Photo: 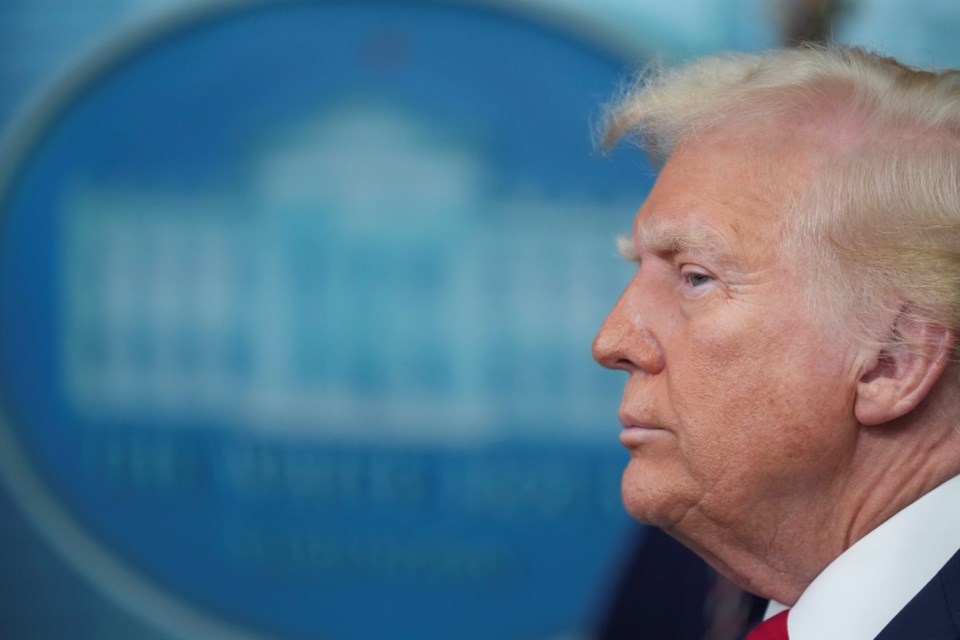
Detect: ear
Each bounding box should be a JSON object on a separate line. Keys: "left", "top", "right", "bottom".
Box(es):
{"left": 855, "top": 313, "right": 955, "bottom": 426}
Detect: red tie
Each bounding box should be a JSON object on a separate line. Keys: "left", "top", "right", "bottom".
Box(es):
{"left": 746, "top": 610, "right": 789, "bottom": 640}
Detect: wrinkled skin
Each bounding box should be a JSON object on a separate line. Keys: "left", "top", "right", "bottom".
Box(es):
{"left": 592, "top": 130, "right": 867, "bottom": 598}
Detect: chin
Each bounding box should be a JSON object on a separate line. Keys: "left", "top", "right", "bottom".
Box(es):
{"left": 621, "top": 462, "right": 696, "bottom": 529}
{"left": 623, "top": 495, "right": 680, "bottom": 528}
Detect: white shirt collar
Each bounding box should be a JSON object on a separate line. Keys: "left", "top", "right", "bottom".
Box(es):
{"left": 764, "top": 474, "right": 960, "bottom": 640}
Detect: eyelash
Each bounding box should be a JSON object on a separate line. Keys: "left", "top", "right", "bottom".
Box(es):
{"left": 679, "top": 266, "right": 714, "bottom": 293}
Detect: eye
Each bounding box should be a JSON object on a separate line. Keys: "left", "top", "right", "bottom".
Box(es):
{"left": 679, "top": 266, "right": 716, "bottom": 296}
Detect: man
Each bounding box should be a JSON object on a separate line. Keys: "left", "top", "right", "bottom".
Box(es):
{"left": 592, "top": 46, "right": 960, "bottom": 639}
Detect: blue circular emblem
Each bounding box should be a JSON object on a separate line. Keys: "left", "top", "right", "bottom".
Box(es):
{"left": 0, "top": 1, "right": 655, "bottom": 638}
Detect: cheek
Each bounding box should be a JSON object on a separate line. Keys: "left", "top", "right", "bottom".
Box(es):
{"left": 668, "top": 320, "right": 855, "bottom": 482}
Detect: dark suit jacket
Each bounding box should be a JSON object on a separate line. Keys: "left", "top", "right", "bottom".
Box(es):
{"left": 740, "top": 548, "right": 960, "bottom": 640}
{"left": 875, "top": 547, "right": 960, "bottom": 639}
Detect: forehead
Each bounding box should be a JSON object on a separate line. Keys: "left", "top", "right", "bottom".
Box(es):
{"left": 633, "top": 131, "right": 817, "bottom": 264}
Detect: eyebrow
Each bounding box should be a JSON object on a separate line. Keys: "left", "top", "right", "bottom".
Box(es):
{"left": 617, "top": 220, "right": 734, "bottom": 264}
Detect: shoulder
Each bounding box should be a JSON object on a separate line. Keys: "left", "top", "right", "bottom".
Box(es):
{"left": 875, "top": 548, "right": 960, "bottom": 640}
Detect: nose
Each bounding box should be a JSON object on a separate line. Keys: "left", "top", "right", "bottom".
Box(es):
{"left": 592, "top": 282, "right": 664, "bottom": 375}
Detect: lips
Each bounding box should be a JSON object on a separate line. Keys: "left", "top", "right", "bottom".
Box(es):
{"left": 618, "top": 411, "right": 664, "bottom": 431}
{"left": 620, "top": 421, "right": 661, "bottom": 431}
{"left": 618, "top": 415, "right": 670, "bottom": 446}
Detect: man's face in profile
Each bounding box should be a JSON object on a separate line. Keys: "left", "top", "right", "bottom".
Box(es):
{"left": 592, "top": 129, "right": 862, "bottom": 546}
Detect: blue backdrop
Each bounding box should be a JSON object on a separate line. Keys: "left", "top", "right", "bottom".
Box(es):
{"left": 0, "top": 2, "right": 655, "bottom": 638}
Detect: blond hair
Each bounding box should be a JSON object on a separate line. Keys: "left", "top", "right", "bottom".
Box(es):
{"left": 602, "top": 46, "right": 960, "bottom": 350}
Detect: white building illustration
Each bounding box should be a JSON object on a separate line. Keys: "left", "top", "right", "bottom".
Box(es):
{"left": 60, "top": 101, "right": 636, "bottom": 445}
